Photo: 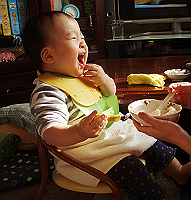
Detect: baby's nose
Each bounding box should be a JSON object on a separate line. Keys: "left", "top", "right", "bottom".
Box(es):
{"left": 80, "top": 40, "right": 86, "bottom": 48}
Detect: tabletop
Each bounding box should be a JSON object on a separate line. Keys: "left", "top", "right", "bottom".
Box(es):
{"left": 95, "top": 55, "right": 191, "bottom": 105}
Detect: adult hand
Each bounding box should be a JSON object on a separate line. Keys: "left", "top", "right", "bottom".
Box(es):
{"left": 133, "top": 112, "right": 191, "bottom": 154}
{"left": 168, "top": 82, "right": 191, "bottom": 109}
{"left": 133, "top": 112, "right": 184, "bottom": 144}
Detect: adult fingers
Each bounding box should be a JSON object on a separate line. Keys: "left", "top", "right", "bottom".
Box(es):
{"left": 137, "top": 112, "right": 161, "bottom": 127}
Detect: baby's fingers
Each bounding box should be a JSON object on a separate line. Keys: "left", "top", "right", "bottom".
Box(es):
{"left": 89, "top": 114, "right": 108, "bottom": 136}
{"left": 85, "top": 110, "right": 98, "bottom": 123}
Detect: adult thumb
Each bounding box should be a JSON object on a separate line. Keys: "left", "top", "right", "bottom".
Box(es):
{"left": 138, "top": 112, "right": 159, "bottom": 127}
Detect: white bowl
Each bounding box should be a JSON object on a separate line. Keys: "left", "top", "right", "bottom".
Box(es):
{"left": 128, "top": 99, "right": 182, "bottom": 126}
{"left": 164, "top": 69, "right": 190, "bottom": 82}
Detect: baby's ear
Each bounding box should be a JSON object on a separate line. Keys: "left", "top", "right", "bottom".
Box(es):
{"left": 41, "top": 47, "right": 54, "bottom": 64}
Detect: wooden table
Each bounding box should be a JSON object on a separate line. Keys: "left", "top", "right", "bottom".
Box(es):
{"left": 96, "top": 55, "right": 191, "bottom": 105}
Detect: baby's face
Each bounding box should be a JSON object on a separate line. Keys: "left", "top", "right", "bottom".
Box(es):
{"left": 45, "top": 15, "right": 88, "bottom": 77}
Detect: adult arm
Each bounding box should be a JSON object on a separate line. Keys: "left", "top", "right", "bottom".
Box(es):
{"left": 133, "top": 112, "right": 191, "bottom": 155}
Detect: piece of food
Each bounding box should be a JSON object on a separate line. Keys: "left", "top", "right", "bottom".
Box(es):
{"left": 94, "top": 114, "right": 121, "bottom": 121}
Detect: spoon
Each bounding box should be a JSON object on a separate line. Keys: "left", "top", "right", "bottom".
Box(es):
{"left": 150, "top": 92, "right": 176, "bottom": 116}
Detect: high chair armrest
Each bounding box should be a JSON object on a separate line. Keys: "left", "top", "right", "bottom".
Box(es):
{"left": 37, "top": 134, "right": 123, "bottom": 200}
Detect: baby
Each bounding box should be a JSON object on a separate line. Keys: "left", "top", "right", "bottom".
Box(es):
{"left": 23, "top": 11, "right": 191, "bottom": 200}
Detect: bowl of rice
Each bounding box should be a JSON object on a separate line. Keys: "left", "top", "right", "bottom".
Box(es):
{"left": 128, "top": 99, "right": 182, "bottom": 126}
{"left": 164, "top": 69, "right": 190, "bottom": 82}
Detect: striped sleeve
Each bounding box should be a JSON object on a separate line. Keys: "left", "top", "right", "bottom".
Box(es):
{"left": 30, "top": 80, "right": 70, "bottom": 138}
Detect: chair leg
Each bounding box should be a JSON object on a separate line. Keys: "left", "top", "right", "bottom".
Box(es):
{"left": 36, "top": 177, "right": 48, "bottom": 200}
{"left": 36, "top": 135, "right": 49, "bottom": 200}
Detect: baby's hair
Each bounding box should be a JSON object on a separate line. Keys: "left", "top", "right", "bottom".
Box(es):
{"left": 22, "top": 11, "right": 74, "bottom": 73}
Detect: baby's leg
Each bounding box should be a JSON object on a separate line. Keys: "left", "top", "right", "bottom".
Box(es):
{"left": 107, "top": 156, "right": 166, "bottom": 200}
{"left": 143, "top": 140, "right": 191, "bottom": 185}
{"left": 162, "top": 158, "right": 191, "bottom": 185}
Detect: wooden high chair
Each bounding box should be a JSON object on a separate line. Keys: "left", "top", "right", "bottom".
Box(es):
{"left": 36, "top": 133, "right": 124, "bottom": 200}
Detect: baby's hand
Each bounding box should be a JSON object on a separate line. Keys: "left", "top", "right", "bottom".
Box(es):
{"left": 83, "top": 63, "right": 116, "bottom": 96}
{"left": 83, "top": 64, "right": 108, "bottom": 86}
{"left": 76, "top": 110, "right": 108, "bottom": 138}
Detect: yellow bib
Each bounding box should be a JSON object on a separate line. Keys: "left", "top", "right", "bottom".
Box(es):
{"left": 38, "top": 72, "right": 102, "bottom": 106}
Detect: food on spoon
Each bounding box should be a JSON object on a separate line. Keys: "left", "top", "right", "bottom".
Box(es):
{"left": 94, "top": 114, "right": 121, "bottom": 121}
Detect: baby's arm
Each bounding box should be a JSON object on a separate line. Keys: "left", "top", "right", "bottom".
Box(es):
{"left": 32, "top": 82, "right": 108, "bottom": 147}
{"left": 43, "top": 110, "right": 108, "bottom": 147}
{"left": 83, "top": 64, "right": 116, "bottom": 96}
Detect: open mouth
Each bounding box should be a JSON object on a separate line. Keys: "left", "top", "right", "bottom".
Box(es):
{"left": 78, "top": 53, "right": 85, "bottom": 68}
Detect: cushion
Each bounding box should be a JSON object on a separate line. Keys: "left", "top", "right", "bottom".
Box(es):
{"left": 0, "top": 149, "right": 54, "bottom": 191}
{"left": 0, "top": 123, "right": 37, "bottom": 150}
{"left": 0, "top": 133, "right": 21, "bottom": 167}
{"left": 0, "top": 103, "right": 36, "bottom": 136}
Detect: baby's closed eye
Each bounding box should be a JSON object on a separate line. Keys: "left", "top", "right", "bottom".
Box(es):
{"left": 71, "top": 36, "right": 77, "bottom": 39}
